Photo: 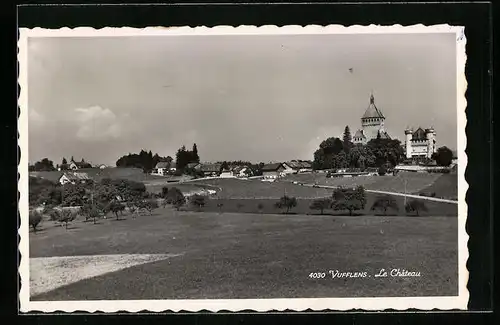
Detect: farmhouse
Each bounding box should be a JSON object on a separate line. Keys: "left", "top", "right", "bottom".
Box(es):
{"left": 186, "top": 162, "right": 201, "bottom": 170}
{"left": 287, "top": 160, "right": 313, "bottom": 173}
{"left": 68, "top": 159, "right": 92, "bottom": 170}
{"left": 232, "top": 165, "right": 252, "bottom": 178}
{"left": 198, "top": 163, "right": 222, "bottom": 177}
{"left": 261, "top": 162, "right": 294, "bottom": 180}
{"left": 59, "top": 172, "right": 90, "bottom": 185}
{"left": 152, "top": 162, "right": 170, "bottom": 176}
{"left": 220, "top": 167, "right": 234, "bottom": 178}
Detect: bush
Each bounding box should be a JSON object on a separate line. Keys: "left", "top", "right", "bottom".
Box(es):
{"left": 378, "top": 165, "right": 387, "bottom": 176}
{"left": 371, "top": 195, "right": 399, "bottom": 215}
{"left": 29, "top": 210, "right": 43, "bottom": 233}
{"left": 405, "top": 199, "right": 428, "bottom": 216}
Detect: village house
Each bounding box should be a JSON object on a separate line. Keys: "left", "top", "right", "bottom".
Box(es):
{"left": 219, "top": 167, "right": 234, "bottom": 178}
{"left": 286, "top": 160, "right": 313, "bottom": 173}
{"left": 261, "top": 162, "right": 294, "bottom": 180}
{"left": 186, "top": 162, "right": 201, "bottom": 170}
{"left": 59, "top": 172, "right": 90, "bottom": 185}
{"left": 232, "top": 165, "right": 252, "bottom": 178}
{"left": 152, "top": 162, "right": 170, "bottom": 176}
{"left": 68, "top": 158, "right": 92, "bottom": 170}
{"left": 198, "top": 163, "right": 222, "bottom": 177}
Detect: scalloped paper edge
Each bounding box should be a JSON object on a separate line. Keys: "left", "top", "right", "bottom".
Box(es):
{"left": 18, "top": 24, "right": 468, "bottom": 313}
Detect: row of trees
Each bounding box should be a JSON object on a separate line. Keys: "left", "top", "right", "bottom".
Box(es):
{"left": 314, "top": 126, "right": 455, "bottom": 170}
{"left": 175, "top": 144, "right": 200, "bottom": 171}
{"left": 313, "top": 126, "right": 405, "bottom": 171}
{"left": 116, "top": 150, "right": 173, "bottom": 173}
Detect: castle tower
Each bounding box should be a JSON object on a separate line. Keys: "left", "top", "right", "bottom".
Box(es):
{"left": 425, "top": 127, "right": 437, "bottom": 158}
{"left": 405, "top": 128, "right": 413, "bottom": 159}
{"left": 361, "top": 93, "right": 386, "bottom": 141}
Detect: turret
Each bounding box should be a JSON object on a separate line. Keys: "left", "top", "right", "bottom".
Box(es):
{"left": 405, "top": 127, "right": 413, "bottom": 159}
{"left": 425, "top": 127, "right": 436, "bottom": 158}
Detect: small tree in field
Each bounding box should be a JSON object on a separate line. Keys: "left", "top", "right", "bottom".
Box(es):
{"left": 144, "top": 199, "right": 159, "bottom": 215}
{"left": 166, "top": 187, "right": 186, "bottom": 211}
{"left": 275, "top": 196, "right": 298, "bottom": 214}
{"left": 405, "top": 199, "right": 428, "bottom": 216}
{"left": 81, "top": 203, "right": 102, "bottom": 224}
{"left": 331, "top": 186, "right": 366, "bottom": 216}
{"left": 310, "top": 198, "right": 331, "bottom": 215}
{"left": 190, "top": 194, "right": 207, "bottom": 211}
{"left": 378, "top": 165, "right": 387, "bottom": 176}
{"left": 127, "top": 201, "right": 140, "bottom": 218}
{"left": 236, "top": 202, "right": 244, "bottom": 212}
{"left": 57, "top": 209, "right": 77, "bottom": 229}
{"left": 29, "top": 210, "right": 42, "bottom": 233}
{"left": 108, "top": 201, "right": 126, "bottom": 220}
{"left": 371, "top": 195, "right": 399, "bottom": 215}
{"left": 161, "top": 186, "right": 169, "bottom": 198}
{"left": 217, "top": 202, "right": 224, "bottom": 214}
{"left": 257, "top": 203, "right": 264, "bottom": 214}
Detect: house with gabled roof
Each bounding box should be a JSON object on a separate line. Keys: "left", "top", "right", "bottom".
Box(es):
{"left": 59, "top": 172, "right": 90, "bottom": 185}
{"left": 198, "top": 163, "right": 222, "bottom": 177}
{"left": 287, "top": 160, "right": 313, "bottom": 173}
{"left": 261, "top": 162, "right": 294, "bottom": 180}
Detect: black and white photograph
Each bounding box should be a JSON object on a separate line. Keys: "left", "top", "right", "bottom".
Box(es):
{"left": 18, "top": 25, "right": 468, "bottom": 312}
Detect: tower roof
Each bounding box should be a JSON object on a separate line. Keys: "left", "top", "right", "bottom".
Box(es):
{"left": 354, "top": 129, "right": 366, "bottom": 139}
{"left": 362, "top": 93, "right": 385, "bottom": 119}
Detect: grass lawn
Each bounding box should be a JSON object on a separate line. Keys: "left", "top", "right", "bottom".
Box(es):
{"left": 29, "top": 208, "right": 458, "bottom": 300}
{"left": 283, "top": 172, "right": 443, "bottom": 194}
{"left": 418, "top": 174, "right": 458, "bottom": 200}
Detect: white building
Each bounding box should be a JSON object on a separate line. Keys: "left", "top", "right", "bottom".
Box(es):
{"left": 353, "top": 93, "right": 391, "bottom": 145}
{"left": 404, "top": 127, "right": 437, "bottom": 159}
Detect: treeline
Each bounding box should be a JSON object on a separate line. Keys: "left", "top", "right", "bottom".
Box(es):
{"left": 116, "top": 150, "right": 173, "bottom": 173}
{"left": 175, "top": 144, "right": 200, "bottom": 170}
{"left": 313, "top": 126, "right": 404, "bottom": 170}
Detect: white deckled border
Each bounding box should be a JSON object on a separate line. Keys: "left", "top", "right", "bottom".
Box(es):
{"left": 18, "top": 24, "right": 468, "bottom": 313}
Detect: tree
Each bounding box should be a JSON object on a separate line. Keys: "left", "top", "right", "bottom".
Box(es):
{"left": 343, "top": 126, "right": 352, "bottom": 153}
{"left": 32, "top": 158, "right": 56, "bottom": 171}
{"left": 192, "top": 143, "right": 200, "bottom": 163}
{"left": 331, "top": 186, "right": 366, "bottom": 216}
{"left": 217, "top": 202, "right": 224, "bottom": 214}
{"left": 81, "top": 203, "right": 102, "bottom": 224}
{"left": 378, "top": 165, "right": 387, "bottom": 176}
{"left": 366, "top": 138, "right": 405, "bottom": 167}
{"left": 54, "top": 209, "right": 77, "bottom": 229}
{"left": 221, "top": 161, "right": 230, "bottom": 171}
{"left": 257, "top": 203, "right": 264, "bottom": 214}
{"left": 371, "top": 195, "right": 399, "bottom": 215}
{"left": 432, "top": 146, "right": 453, "bottom": 166}
{"left": 310, "top": 198, "right": 331, "bottom": 215}
{"left": 29, "top": 210, "right": 42, "bottom": 233}
{"left": 166, "top": 187, "right": 186, "bottom": 210}
{"left": 161, "top": 186, "right": 169, "bottom": 198}
{"left": 275, "top": 196, "right": 298, "bottom": 214}
{"left": 190, "top": 194, "right": 207, "bottom": 211}
{"left": 144, "top": 199, "right": 159, "bottom": 215}
{"left": 405, "top": 199, "right": 428, "bottom": 216}
{"left": 108, "top": 201, "right": 126, "bottom": 220}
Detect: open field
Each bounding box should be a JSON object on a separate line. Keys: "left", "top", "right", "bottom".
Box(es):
{"left": 29, "top": 208, "right": 458, "bottom": 300}
{"left": 30, "top": 167, "right": 169, "bottom": 184}
{"left": 149, "top": 178, "right": 334, "bottom": 199}
{"left": 282, "top": 172, "right": 443, "bottom": 194}
{"left": 419, "top": 174, "right": 458, "bottom": 200}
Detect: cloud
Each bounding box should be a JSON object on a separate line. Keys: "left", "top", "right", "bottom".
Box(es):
{"left": 73, "top": 106, "right": 122, "bottom": 141}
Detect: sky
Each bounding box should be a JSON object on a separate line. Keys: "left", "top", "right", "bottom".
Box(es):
{"left": 27, "top": 32, "right": 458, "bottom": 166}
